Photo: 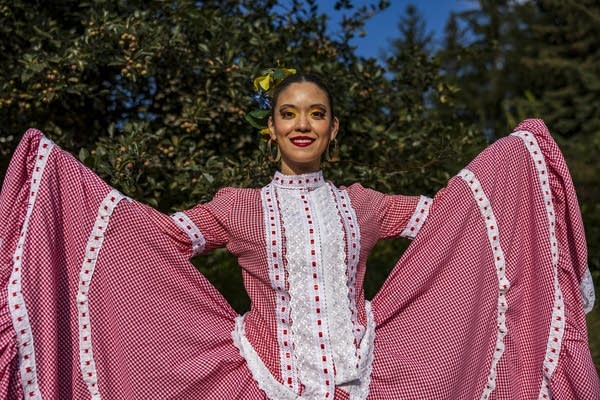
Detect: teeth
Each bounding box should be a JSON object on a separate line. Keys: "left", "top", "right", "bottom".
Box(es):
{"left": 291, "top": 138, "right": 314, "bottom": 144}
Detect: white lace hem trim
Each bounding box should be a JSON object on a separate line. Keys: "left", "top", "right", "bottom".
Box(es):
{"left": 232, "top": 302, "right": 376, "bottom": 400}
{"left": 232, "top": 316, "right": 298, "bottom": 400}
{"left": 170, "top": 211, "right": 206, "bottom": 255}
{"left": 7, "top": 136, "right": 54, "bottom": 400}
{"left": 459, "top": 169, "right": 510, "bottom": 400}
{"left": 77, "top": 189, "right": 128, "bottom": 399}
{"left": 400, "top": 195, "right": 432, "bottom": 239}
{"left": 511, "top": 130, "right": 565, "bottom": 400}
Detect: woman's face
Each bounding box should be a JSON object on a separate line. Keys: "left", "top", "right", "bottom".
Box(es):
{"left": 268, "top": 81, "right": 339, "bottom": 175}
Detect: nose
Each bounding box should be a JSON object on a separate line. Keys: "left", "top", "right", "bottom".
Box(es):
{"left": 296, "top": 113, "right": 310, "bottom": 132}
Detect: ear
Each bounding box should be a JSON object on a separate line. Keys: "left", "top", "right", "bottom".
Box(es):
{"left": 268, "top": 115, "right": 276, "bottom": 141}
{"left": 330, "top": 116, "right": 340, "bottom": 141}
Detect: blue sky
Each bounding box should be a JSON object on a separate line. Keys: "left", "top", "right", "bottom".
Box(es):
{"left": 321, "top": 0, "right": 473, "bottom": 59}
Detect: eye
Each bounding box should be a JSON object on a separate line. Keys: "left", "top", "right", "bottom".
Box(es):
{"left": 280, "top": 110, "right": 296, "bottom": 119}
{"left": 310, "top": 109, "right": 326, "bottom": 119}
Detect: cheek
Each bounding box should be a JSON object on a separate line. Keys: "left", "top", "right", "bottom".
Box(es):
{"left": 274, "top": 120, "right": 294, "bottom": 134}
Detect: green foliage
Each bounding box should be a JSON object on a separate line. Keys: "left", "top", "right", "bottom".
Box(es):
{"left": 502, "top": 1, "right": 600, "bottom": 283}
{"left": 0, "top": 0, "right": 478, "bottom": 317}
{"left": 0, "top": 0, "right": 475, "bottom": 208}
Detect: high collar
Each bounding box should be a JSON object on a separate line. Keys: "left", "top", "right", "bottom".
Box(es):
{"left": 271, "top": 170, "right": 326, "bottom": 190}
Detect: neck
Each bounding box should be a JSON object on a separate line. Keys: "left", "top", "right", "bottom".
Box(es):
{"left": 279, "top": 162, "right": 321, "bottom": 176}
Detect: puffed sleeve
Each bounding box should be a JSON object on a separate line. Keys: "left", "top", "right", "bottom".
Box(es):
{"left": 158, "top": 187, "right": 237, "bottom": 257}
{"left": 346, "top": 183, "right": 433, "bottom": 240}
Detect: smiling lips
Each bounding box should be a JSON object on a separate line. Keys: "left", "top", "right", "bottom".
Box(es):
{"left": 290, "top": 136, "right": 316, "bottom": 147}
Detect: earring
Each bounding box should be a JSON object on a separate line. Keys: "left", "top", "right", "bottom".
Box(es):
{"left": 326, "top": 138, "right": 339, "bottom": 162}
{"left": 267, "top": 138, "right": 281, "bottom": 163}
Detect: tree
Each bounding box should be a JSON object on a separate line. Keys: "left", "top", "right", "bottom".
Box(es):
{"left": 508, "top": 0, "right": 600, "bottom": 138}
{"left": 505, "top": 0, "right": 600, "bottom": 278}
{"left": 0, "top": 0, "right": 479, "bottom": 310}
{"left": 438, "top": 0, "right": 526, "bottom": 140}
{"left": 436, "top": 0, "right": 599, "bottom": 280}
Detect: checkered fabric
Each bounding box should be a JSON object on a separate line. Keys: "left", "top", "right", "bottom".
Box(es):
{"left": 0, "top": 131, "right": 262, "bottom": 399}
{"left": 1, "top": 119, "right": 598, "bottom": 399}
{"left": 370, "top": 119, "right": 599, "bottom": 399}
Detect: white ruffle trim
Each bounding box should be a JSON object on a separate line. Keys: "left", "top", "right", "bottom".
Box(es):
{"left": 458, "top": 169, "right": 510, "bottom": 400}
{"left": 232, "top": 302, "right": 376, "bottom": 400}
{"left": 78, "top": 189, "right": 128, "bottom": 399}
{"left": 347, "top": 301, "right": 376, "bottom": 400}
{"left": 7, "top": 136, "right": 54, "bottom": 400}
{"left": 170, "top": 211, "right": 206, "bottom": 255}
{"left": 331, "top": 186, "right": 364, "bottom": 346}
{"left": 580, "top": 267, "right": 595, "bottom": 314}
{"left": 511, "top": 130, "right": 565, "bottom": 400}
{"left": 261, "top": 185, "right": 298, "bottom": 392}
{"left": 400, "top": 195, "right": 432, "bottom": 239}
{"left": 232, "top": 315, "right": 298, "bottom": 400}
{"left": 316, "top": 185, "right": 360, "bottom": 385}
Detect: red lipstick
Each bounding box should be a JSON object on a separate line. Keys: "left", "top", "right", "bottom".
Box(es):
{"left": 290, "top": 136, "right": 316, "bottom": 148}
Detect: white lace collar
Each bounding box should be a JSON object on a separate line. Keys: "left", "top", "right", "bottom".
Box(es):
{"left": 271, "top": 171, "right": 325, "bottom": 190}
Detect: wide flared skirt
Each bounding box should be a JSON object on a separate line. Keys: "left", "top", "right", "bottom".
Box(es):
{"left": 1, "top": 120, "right": 598, "bottom": 399}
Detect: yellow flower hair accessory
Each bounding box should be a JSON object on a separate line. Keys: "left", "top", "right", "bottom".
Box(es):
{"left": 246, "top": 67, "right": 296, "bottom": 136}
{"left": 253, "top": 67, "right": 296, "bottom": 92}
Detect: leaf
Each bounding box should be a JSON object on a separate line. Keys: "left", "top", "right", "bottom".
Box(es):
{"left": 248, "top": 109, "right": 270, "bottom": 119}
{"left": 79, "top": 147, "right": 90, "bottom": 162}
{"left": 245, "top": 114, "right": 266, "bottom": 129}
{"left": 202, "top": 172, "right": 214, "bottom": 183}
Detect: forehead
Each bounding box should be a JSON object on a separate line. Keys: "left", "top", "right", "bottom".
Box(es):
{"left": 275, "top": 82, "right": 330, "bottom": 107}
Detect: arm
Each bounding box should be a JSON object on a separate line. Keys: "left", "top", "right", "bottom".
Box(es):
{"left": 347, "top": 183, "right": 432, "bottom": 240}
{"left": 158, "top": 187, "right": 237, "bottom": 257}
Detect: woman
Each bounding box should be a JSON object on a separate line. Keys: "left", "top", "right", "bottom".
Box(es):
{"left": 0, "top": 72, "right": 598, "bottom": 399}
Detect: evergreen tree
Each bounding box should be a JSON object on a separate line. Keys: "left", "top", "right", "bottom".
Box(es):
{"left": 507, "top": 0, "right": 600, "bottom": 277}
{"left": 508, "top": 0, "right": 600, "bottom": 138}
{"left": 437, "top": 0, "right": 599, "bottom": 281}
{"left": 440, "top": 0, "right": 523, "bottom": 139}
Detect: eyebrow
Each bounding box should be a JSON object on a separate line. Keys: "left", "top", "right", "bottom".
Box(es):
{"left": 278, "top": 103, "right": 328, "bottom": 111}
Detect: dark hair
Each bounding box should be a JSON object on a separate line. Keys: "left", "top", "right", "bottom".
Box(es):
{"left": 270, "top": 73, "right": 335, "bottom": 119}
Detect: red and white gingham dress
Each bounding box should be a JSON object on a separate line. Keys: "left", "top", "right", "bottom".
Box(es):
{"left": 0, "top": 119, "right": 598, "bottom": 399}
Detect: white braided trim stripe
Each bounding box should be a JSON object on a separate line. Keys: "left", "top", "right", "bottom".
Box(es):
{"left": 77, "top": 189, "right": 128, "bottom": 399}
{"left": 400, "top": 195, "right": 432, "bottom": 239}
{"left": 8, "top": 136, "right": 54, "bottom": 400}
{"left": 511, "top": 130, "right": 565, "bottom": 400}
{"left": 458, "top": 169, "right": 510, "bottom": 400}
{"left": 170, "top": 211, "right": 206, "bottom": 255}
